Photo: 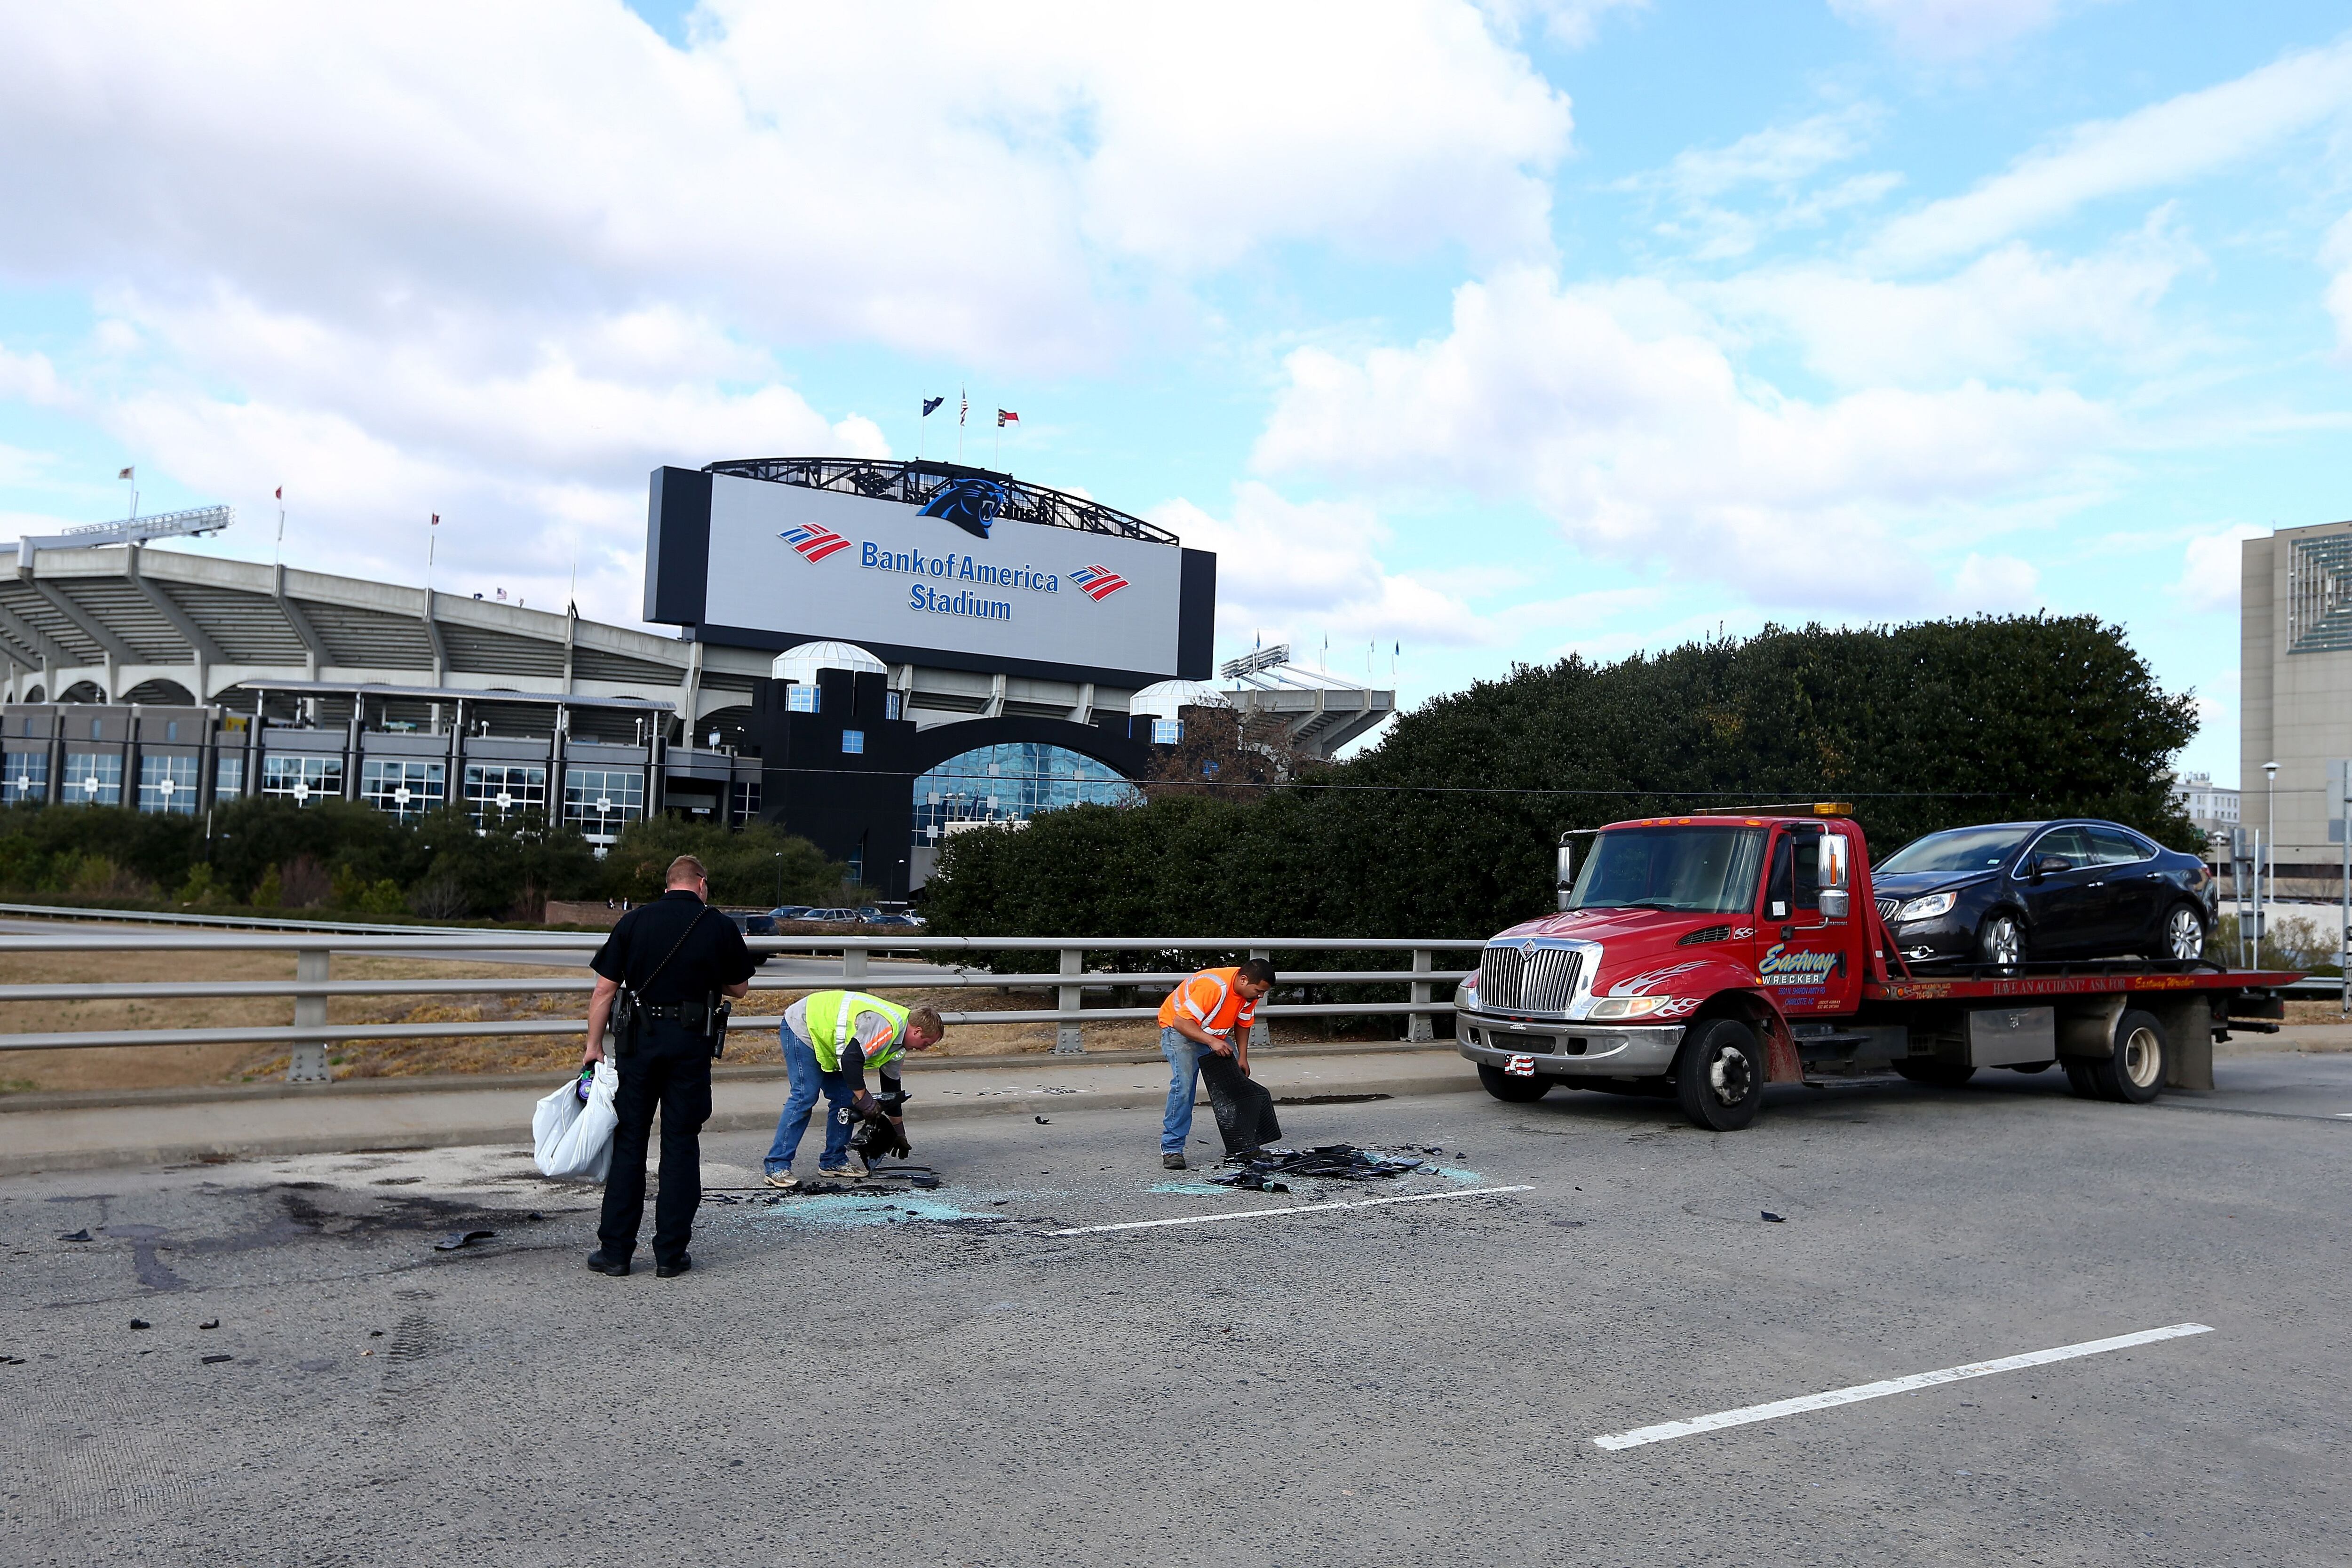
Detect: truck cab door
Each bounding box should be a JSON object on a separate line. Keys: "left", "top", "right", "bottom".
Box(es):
{"left": 1753, "top": 823, "right": 1857, "bottom": 1016}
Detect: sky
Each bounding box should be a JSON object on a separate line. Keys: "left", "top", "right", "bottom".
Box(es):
{"left": 3, "top": 1, "right": 2349, "bottom": 788}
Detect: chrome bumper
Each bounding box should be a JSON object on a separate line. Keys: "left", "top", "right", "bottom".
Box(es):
{"left": 1453, "top": 1009, "right": 1686, "bottom": 1077}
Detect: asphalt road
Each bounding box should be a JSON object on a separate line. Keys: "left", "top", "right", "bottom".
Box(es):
{"left": 3, "top": 1055, "right": 2347, "bottom": 1566}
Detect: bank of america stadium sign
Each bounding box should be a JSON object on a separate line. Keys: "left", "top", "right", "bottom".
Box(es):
{"left": 773, "top": 530, "right": 1129, "bottom": 621}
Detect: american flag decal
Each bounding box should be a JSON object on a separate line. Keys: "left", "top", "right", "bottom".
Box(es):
{"left": 1069, "top": 564, "right": 1128, "bottom": 600}
{"left": 779, "top": 523, "right": 851, "bottom": 562}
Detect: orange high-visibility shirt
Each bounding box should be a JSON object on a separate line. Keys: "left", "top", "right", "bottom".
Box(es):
{"left": 1156, "top": 965, "right": 1257, "bottom": 1038}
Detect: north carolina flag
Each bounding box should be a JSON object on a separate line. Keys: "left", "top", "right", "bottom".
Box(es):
{"left": 996, "top": 409, "right": 1019, "bottom": 427}
{"left": 780, "top": 523, "right": 851, "bottom": 562}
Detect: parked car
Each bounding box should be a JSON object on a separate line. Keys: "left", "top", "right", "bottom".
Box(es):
{"left": 1871, "top": 818, "right": 2214, "bottom": 967}
{"left": 800, "top": 907, "right": 858, "bottom": 923}
{"left": 722, "top": 910, "right": 779, "bottom": 936}
{"left": 768, "top": 906, "right": 812, "bottom": 921}
{"left": 861, "top": 913, "right": 922, "bottom": 930}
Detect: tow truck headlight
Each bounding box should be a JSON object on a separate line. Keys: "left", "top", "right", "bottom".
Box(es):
{"left": 1896, "top": 891, "right": 1957, "bottom": 923}
{"left": 1589, "top": 995, "right": 1672, "bottom": 1019}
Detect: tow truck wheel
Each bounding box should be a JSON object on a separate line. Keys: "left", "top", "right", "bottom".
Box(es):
{"left": 2087, "top": 1008, "right": 2167, "bottom": 1104}
{"left": 1675, "top": 1018, "right": 1764, "bottom": 1131}
{"left": 1477, "top": 1064, "right": 1553, "bottom": 1103}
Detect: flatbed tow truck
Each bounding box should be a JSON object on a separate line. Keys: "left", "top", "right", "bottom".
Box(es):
{"left": 1452, "top": 804, "right": 2295, "bottom": 1130}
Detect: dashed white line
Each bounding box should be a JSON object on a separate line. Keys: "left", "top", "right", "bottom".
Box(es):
{"left": 1591, "top": 1321, "right": 2215, "bottom": 1451}
{"left": 1046, "top": 1184, "right": 1534, "bottom": 1236}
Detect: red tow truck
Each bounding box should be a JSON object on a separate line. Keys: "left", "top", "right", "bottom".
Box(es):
{"left": 1451, "top": 804, "right": 2294, "bottom": 1131}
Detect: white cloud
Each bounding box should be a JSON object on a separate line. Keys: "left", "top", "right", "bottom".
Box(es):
{"left": 1479, "top": 0, "right": 1650, "bottom": 48}
{"left": 1869, "top": 39, "right": 2352, "bottom": 266}
{"left": 1828, "top": 0, "right": 2068, "bottom": 60}
{"left": 2176, "top": 523, "right": 2265, "bottom": 613}
{"left": 1253, "top": 267, "right": 2117, "bottom": 607}
{"left": 2323, "top": 212, "right": 2352, "bottom": 356}
{"left": 0, "top": 345, "right": 69, "bottom": 408}
{"left": 1623, "top": 105, "right": 1897, "bottom": 260}
{"left": 1947, "top": 551, "right": 2040, "bottom": 610}
{"left": 1148, "top": 483, "right": 1492, "bottom": 651}
{"left": 1711, "top": 211, "right": 2194, "bottom": 386}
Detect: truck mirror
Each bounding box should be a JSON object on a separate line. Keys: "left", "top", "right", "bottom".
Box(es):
{"left": 1556, "top": 844, "right": 1575, "bottom": 911}
{"left": 1817, "top": 835, "right": 1849, "bottom": 918}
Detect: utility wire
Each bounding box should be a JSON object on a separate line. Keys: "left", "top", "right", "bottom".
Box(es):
{"left": 755, "top": 765, "right": 1993, "bottom": 798}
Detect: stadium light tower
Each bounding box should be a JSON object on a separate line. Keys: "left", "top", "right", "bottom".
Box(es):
{"left": 14, "top": 505, "right": 233, "bottom": 570}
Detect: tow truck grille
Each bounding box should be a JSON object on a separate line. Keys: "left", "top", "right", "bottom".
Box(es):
{"left": 1875, "top": 896, "right": 1899, "bottom": 923}
{"left": 1478, "top": 945, "right": 1581, "bottom": 1013}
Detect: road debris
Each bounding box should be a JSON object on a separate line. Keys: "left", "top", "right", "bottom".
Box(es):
{"left": 1211, "top": 1145, "right": 1430, "bottom": 1192}
{"left": 201, "top": 1354, "right": 233, "bottom": 1365}
{"left": 1034, "top": 1116, "right": 1051, "bottom": 1124}
{"left": 57, "top": 1229, "right": 90, "bottom": 1242}
{"left": 1762, "top": 1211, "right": 1785, "bottom": 1223}
{"left": 432, "top": 1229, "right": 497, "bottom": 1251}
{"left": 199, "top": 1319, "right": 220, "bottom": 1330}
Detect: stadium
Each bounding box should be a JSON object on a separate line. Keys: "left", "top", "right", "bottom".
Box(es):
{"left": 0, "top": 460, "right": 1394, "bottom": 897}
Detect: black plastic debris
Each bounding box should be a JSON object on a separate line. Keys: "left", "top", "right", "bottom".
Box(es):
{"left": 1761, "top": 1211, "right": 1785, "bottom": 1223}
{"left": 369, "top": 1330, "right": 385, "bottom": 1337}
{"left": 198, "top": 1319, "right": 220, "bottom": 1330}
{"left": 200, "top": 1354, "right": 233, "bottom": 1365}
{"left": 1034, "top": 1116, "right": 1050, "bottom": 1124}
{"left": 57, "top": 1229, "right": 90, "bottom": 1242}
{"left": 129, "top": 1319, "right": 151, "bottom": 1330}
{"left": 1210, "top": 1145, "right": 1426, "bottom": 1192}
{"left": 0, "top": 1355, "right": 25, "bottom": 1366}
{"left": 432, "top": 1229, "right": 496, "bottom": 1251}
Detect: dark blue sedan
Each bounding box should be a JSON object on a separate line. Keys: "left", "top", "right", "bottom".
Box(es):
{"left": 1872, "top": 819, "right": 2215, "bottom": 967}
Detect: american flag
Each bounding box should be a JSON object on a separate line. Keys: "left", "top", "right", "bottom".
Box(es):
{"left": 1069, "top": 564, "right": 1128, "bottom": 600}
{"left": 779, "top": 523, "right": 851, "bottom": 562}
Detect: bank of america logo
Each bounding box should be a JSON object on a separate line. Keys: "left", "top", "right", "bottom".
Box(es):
{"left": 1070, "top": 564, "right": 1128, "bottom": 600}
{"left": 780, "top": 523, "right": 851, "bottom": 562}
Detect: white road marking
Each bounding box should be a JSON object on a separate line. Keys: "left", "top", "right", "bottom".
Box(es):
{"left": 1591, "top": 1321, "right": 2215, "bottom": 1451}
{"left": 1046, "top": 1184, "right": 1534, "bottom": 1236}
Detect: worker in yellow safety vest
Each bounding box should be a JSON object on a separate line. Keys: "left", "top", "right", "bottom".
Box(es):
{"left": 1154, "top": 958, "right": 1277, "bottom": 1169}
{"left": 764, "top": 990, "right": 945, "bottom": 1186}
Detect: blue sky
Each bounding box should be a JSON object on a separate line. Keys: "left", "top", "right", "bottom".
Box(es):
{"left": 5, "top": 1, "right": 2350, "bottom": 787}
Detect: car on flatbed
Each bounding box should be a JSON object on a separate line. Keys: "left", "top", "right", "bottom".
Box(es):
{"left": 1872, "top": 818, "right": 2212, "bottom": 968}
{"left": 1453, "top": 805, "right": 2291, "bottom": 1131}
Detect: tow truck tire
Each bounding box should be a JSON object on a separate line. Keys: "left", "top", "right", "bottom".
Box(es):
{"left": 2062, "top": 1059, "right": 2103, "bottom": 1099}
{"left": 1675, "top": 1018, "right": 1764, "bottom": 1131}
{"left": 2086, "top": 1008, "right": 2167, "bottom": 1104}
{"left": 1477, "top": 1064, "right": 1553, "bottom": 1103}
{"left": 1893, "top": 1059, "right": 1977, "bottom": 1087}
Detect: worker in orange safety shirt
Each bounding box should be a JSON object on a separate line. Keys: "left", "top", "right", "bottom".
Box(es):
{"left": 1154, "top": 957, "right": 1279, "bottom": 1168}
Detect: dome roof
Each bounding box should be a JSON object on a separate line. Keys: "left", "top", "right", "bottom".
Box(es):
{"left": 771, "top": 640, "right": 889, "bottom": 685}
{"left": 1128, "top": 679, "right": 1231, "bottom": 719}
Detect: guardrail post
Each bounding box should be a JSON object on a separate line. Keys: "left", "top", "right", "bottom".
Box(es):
{"left": 287, "top": 947, "right": 331, "bottom": 1083}
{"left": 1406, "top": 947, "right": 1435, "bottom": 1043}
{"left": 1054, "top": 945, "right": 1083, "bottom": 1054}
{"left": 842, "top": 942, "right": 869, "bottom": 985}
{"left": 1248, "top": 947, "right": 1271, "bottom": 1051}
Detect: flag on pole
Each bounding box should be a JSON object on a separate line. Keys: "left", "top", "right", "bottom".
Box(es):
{"left": 922, "top": 396, "right": 944, "bottom": 417}
{"left": 431, "top": 513, "right": 440, "bottom": 525}
{"left": 959, "top": 389, "right": 968, "bottom": 425}
{"left": 118, "top": 466, "right": 134, "bottom": 481}
{"left": 275, "top": 486, "right": 283, "bottom": 501}
{"left": 996, "top": 409, "right": 1019, "bottom": 427}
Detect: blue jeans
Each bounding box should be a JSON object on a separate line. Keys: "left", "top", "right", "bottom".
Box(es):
{"left": 765, "top": 1027, "right": 856, "bottom": 1175}
{"left": 1160, "top": 1027, "right": 1204, "bottom": 1155}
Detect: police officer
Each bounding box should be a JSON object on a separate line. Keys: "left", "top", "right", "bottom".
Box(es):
{"left": 581, "top": 853, "right": 757, "bottom": 1279}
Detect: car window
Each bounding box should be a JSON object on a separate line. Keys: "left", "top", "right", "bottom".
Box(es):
{"left": 1878, "top": 826, "right": 2030, "bottom": 875}
{"left": 2086, "top": 826, "right": 2151, "bottom": 865}
{"left": 2026, "top": 827, "right": 2094, "bottom": 869}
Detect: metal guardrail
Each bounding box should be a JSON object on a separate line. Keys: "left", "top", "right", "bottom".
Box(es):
{"left": 0, "top": 915, "right": 1483, "bottom": 1081}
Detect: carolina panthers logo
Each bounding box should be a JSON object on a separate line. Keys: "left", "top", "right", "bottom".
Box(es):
{"left": 919, "top": 477, "right": 1009, "bottom": 540}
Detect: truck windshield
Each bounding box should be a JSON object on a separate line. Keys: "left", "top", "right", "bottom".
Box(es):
{"left": 1879, "top": 826, "right": 2029, "bottom": 875}
{"left": 1568, "top": 827, "right": 1767, "bottom": 915}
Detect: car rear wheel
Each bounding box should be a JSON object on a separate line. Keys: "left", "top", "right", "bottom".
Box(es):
{"left": 2086, "top": 1008, "right": 2167, "bottom": 1103}
{"left": 2162, "top": 903, "right": 2207, "bottom": 963}
{"left": 1977, "top": 912, "right": 2026, "bottom": 967}
{"left": 1477, "top": 1063, "right": 1553, "bottom": 1103}
{"left": 1675, "top": 1018, "right": 1765, "bottom": 1131}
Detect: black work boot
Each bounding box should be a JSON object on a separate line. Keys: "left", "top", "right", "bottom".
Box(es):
{"left": 655, "top": 1254, "right": 693, "bottom": 1279}
{"left": 585, "top": 1250, "right": 630, "bottom": 1276}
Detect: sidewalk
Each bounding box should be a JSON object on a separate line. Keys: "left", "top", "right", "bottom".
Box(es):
{"left": 0, "top": 1044, "right": 1482, "bottom": 1176}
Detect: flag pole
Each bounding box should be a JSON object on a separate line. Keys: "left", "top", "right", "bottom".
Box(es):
{"left": 957, "top": 385, "right": 966, "bottom": 465}
{"left": 273, "top": 489, "right": 285, "bottom": 567}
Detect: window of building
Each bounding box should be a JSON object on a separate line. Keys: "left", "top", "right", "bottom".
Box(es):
{"left": 731, "top": 779, "right": 761, "bottom": 822}
{"left": 910, "top": 742, "right": 1141, "bottom": 844}
{"left": 842, "top": 730, "right": 865, "bottom": 755}
{"left": 1152, "top": 718, "right": 1182, "bottom": 744}
{"left": 464, "top": 764, "right": 547, "bottom": 825}
{"left": 137, "top": 754, "right": 199, "bottom": 815}
{"left": 165, "top": 720, "right": 179, "bottom": 742}
{"left": 88, "top": 718, "right": 102, "bottom": 740}
{"left": 2, "top": 752, "right": 47, "bottom": 805}
{"left": 885, "top": 691, "right": 902, "bottom": 721}
{"left": 786, "top": 684, "right": 820, "bottom": 713}
{"left": 215, "top": 754, "right": 245, "bottom": 802}
{"left": 563, "top": 767, "right": 645, "bottom": 843}
{"left": 260, "top": 753, "right": 342, "bottom": 806}
{"left": 63, "top": 752, "right": 123, "bottom": 806}
{"left": 360, "top": 758, "right": 447, "bottom": 822}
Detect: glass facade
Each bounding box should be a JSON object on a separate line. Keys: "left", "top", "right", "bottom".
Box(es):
{"left": 360, "top": 758, "right": 446, "bottom": 821}
{"left": 1, "top": 752, "right": 46, "bottom": 805}
{"left": 137, "top": 754, "right": 199, "bottom": 815}
{"left": 786, "top": 684, "right": 820, "bottom": 713}
{"left": 215, "top": 754, "right": 245, "bottom": 802}
{"left": 63, "top": 752, "right": 123, "bottom": 806}
{"left": 911, "top": 743, "right": 1140, "bottom": 844}
{"left": 261, "top": 753, "right": 343, "bottom": 806}
{"left": 564, "top": 767, "right": 645, "bottom": 841}
{"left": 464, "top": 764, "right": 547, "bottom": 825}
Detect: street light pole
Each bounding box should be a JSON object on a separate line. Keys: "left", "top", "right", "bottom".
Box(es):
{"left": 773, "top": 851, "right": 783, "bottom": 909}
{"left": 2265, "top": 760, "right": 2278, "bottom": 968}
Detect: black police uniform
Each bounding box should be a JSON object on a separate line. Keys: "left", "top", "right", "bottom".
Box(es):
{"left": 591, "top": 889, "right": 757, "bottom": 1268}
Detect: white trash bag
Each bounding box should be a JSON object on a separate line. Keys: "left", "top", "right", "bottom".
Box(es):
{"left": 533, "top": 1061, "right": 620, "bottom": 1180}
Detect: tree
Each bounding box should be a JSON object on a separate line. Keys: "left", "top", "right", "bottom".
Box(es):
{"left": 602, "top": 815, "right": 848, "bottom": 907}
